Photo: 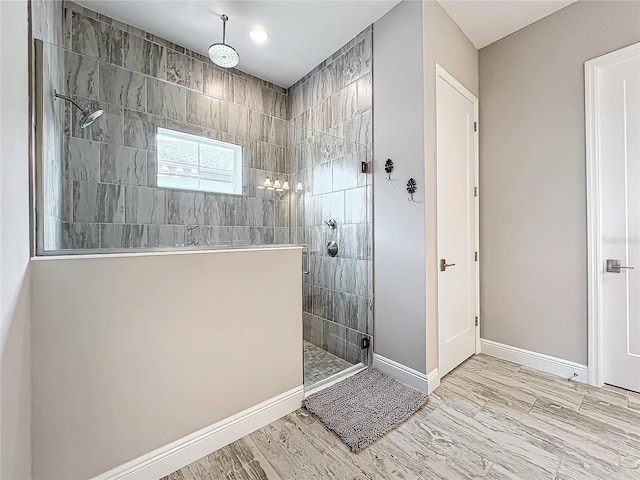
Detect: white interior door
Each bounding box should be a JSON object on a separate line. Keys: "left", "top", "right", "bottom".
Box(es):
{"left": 436, "top": 65, "right": 478, "bottom": 378}
{"left": 598, "top": 44, "right": 640, "bottom": 393}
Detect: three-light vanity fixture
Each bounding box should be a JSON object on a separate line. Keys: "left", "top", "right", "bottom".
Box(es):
{"left": 258, "top": 177, "right": 291, "bottom": 192}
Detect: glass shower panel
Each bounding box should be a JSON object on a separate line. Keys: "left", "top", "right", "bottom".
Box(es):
{"left": 34, "top": 37, "right": 295, "bottom": 253}
{"left": 292, "top": 125, "right": 372, "bottom": 386}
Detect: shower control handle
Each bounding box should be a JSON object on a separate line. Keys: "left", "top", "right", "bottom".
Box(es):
{"left": 324, "top": 219, "right": 337, "bottom": 229}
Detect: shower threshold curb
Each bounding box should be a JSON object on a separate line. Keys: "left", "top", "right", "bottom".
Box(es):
{"left": 304, "top": 362, "right": 367, "bottom": 398}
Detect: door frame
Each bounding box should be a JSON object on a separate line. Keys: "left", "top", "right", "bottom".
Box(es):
{"left": 585, "top": 42, "right": 640, "bottom": 387}
{"left": 435, "top": 64, "right": 480, "bottom": 374}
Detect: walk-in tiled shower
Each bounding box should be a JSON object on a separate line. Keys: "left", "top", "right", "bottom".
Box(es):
{"left": 33, "top": 0, "right": 373, "bottom": 387}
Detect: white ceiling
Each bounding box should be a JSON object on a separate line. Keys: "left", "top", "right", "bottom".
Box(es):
{"left": 75, "top": 0, "right": 400, "bottom": 87}
{"left": 437, "top": 0, "right": 577, "bottom": 49}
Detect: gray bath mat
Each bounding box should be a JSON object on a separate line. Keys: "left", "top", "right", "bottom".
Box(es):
{"left": 303, "top": 368, "right": 428, "bottom": 453}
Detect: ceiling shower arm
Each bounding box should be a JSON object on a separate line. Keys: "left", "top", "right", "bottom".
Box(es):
{"left": 221, "top": 14, "right": 228, "bottom": 44}
{"left": 54, "top": 91, "right": 88, "bottom": 114}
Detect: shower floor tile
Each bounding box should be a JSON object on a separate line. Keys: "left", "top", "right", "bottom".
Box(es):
{"left": 304, "top": 341, "right": 353, "bottom": 387}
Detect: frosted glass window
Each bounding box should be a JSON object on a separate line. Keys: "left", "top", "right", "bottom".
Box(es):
{"left": 157, "top": 128, "right": 242, "bottom": 195}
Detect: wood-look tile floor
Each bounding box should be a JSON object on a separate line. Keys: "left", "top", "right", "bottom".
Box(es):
{"left": 162, "top": 354, "right": 640, "bottom": 480}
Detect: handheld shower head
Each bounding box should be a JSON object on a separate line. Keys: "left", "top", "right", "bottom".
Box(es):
{"left": 54, "top": 91, "right": 104, "bottom": 129}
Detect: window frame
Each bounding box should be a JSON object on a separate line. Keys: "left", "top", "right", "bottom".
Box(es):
{"left": 156, "top": 127, "right": 243, "bottom": 196}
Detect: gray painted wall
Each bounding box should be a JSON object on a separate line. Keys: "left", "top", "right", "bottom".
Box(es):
{"left": 373, "top": 0, "right": 478, "bottom": 375}
{"left": 479, "top": 0, "right": 640, "bottom": 364}
{"left": 422, "top": 0, "right": 478, "bottom": 372}
{"left": 373, "top": 0, "right": 426, "bottom": 373}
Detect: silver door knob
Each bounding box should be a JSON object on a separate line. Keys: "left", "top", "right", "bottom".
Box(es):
{"left": 440, "top": 259, "right": 456, "bottom": 271}
{"left": 606, "top": 259, "right": 635, "bottom": 273}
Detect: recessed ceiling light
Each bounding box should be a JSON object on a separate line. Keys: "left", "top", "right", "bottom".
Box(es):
{"left": 250, "top": 25, "right": 269, "bottom": 44}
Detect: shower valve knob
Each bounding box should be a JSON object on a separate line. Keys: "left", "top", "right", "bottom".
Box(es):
{"left": 324, "top": 219, "right": 337, "bottom": 229}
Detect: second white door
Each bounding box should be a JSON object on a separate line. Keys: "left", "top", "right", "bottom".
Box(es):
{"left": 593, "top": 44, "right": 640, "bottom": 393}
{"left": 436, "top": 65, "right": 478, "bottom": 378}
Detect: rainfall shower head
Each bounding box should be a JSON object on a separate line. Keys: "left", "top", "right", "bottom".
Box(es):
{"left": 208, "top": 14, "right": 240, "bottom": 68}
{"left": 54, "top": 91, "right": 104, "bottom": 129}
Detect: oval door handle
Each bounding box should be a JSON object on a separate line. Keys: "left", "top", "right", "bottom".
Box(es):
{"left": 440, "top": 259, "right": 456, "bottom": 271}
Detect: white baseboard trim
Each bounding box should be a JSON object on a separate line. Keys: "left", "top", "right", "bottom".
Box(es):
{"left": 480, "top": 339, "right": 589, "bottom": 383}
{"left": 427, "top": 367, "right": 440, "bottom": 393}
{"left": 91, "top": 386, "right": 304, "bottom": 480}
{"left": 304, "top": 362, "right": 367, "bottom": 397}
{"left": 372, "top": 354, "right": 440, "bottom": 394}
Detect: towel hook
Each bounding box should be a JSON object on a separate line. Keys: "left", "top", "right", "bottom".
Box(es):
{"left": 384, "top": 159, "right": 394, "bottom": 180}
{"left": 407, "top": 178, "right": 417, "bottom": 202}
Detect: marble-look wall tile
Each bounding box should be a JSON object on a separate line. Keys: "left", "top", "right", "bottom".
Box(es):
{"left": 356, "top": 73, "right": 372, "bottom": 113}
{"left": 226, "top": 103, "right": 249, "bottom": 139}
{"left": 332, "top": 154, "right": 366, "bottom": 191}
{"left": 330, "top": 83, "right": 357, "bottom": 128}
{"left": 147, "top": 78, "right": 185, "bottom": 121}
{"left": 123, "top": 32, "right": 166, "bottom": 79}
{"left": 100, "top": 224, "right": 149, "bottom": 248}
{"left": 344, "top": 187, "right": 367, "bottom": 224}
{"left": 201, "top": 194, "right": 229, "bottom": 226}
{"left": 60, "top": 222, "right": 100, "bottom": 249}
{"left": 32, "top": 0, "right": 65, "bottom": 47}
{"left": 155, "top": 224, "right": 186, "bottom": 247}
{"left": 167, "top": 50, "right": 203, "bottom": 91}
{"left": 131, "top": 149, "right": 147, "bottom": 186}
{"left": 123, "top": 109, "right": 166, "bottom": 150}
{"left": 262, "top": 86, "right": 287, "bottom": 119}
{"left": 210, "top": 226, "right": 233, "bottom": 245}
{"left": 312, "top": 162, "right": 333, "bottom": 195}
{"left": 72, "top": 181, "right": 125, "bottom": 223}
{"left": 327, "top": 320, "right": 369, "bottom": 365}
{"left": 249, "top": 227, "right": 275, "bottom": 245}
{"left": 311, "top": 286, "right": 333, "bottom": 321}
{"left": 71, "top": 12, "right": 122, "bottom": 65}
{"left": 303, "top": 313, "right": 327, "bottom": 349}
{"left": 125, "top": 186, "right": 158, "bottom": 224}
{"left": 333, "top": 291, "right": 369, "bottom": 334}
{"left": 338, "top": 223, "right": 369, "bottom": 260}
{"left": 274, "top": 200, "right": 289, "bottom": 228}
{"left": 186, "top": 90, "right": 226, "bottom": 131}
{"left": 100, "top": 143, "right": 132, "bottom": 184}
{"left": 160, "top": 190, "right": 196, "bottom": 225}
{"left": 99, "top": 63, "right": 146, "bottom": 110}
{"left": 303, "top": 313, "right": 369, "bottom": 365}
{"left": 64, "top": 136, "right": 99, "bottom": 182}
{"left": 64, "top": 51, "right": 98, "bottom": 99}
{"left": 231, "top": 226, "right": 250, "bottom": 245}
{"left": 274, "top": 227, "right": 290, "bottom": 244}
{"left": 202, "top": 63, "right": 233, "bottom": 101}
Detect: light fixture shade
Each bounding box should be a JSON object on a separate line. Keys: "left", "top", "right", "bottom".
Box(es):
{"left": 295, "top": 181, "right": 304, "bottom": 192}
{"left": 273, "top": 178, "right": 282, "bottom": 189}
{"left": 258, "top": 177, "right": 272, "bottom": 189}
{"left": 208, "top": 43, "right": 240, "bottom": 68}
{"left": 282, "top": 180, "right": 290, "bottom": 190}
